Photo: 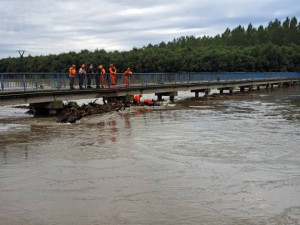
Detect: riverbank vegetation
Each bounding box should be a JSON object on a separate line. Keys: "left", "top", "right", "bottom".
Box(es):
{"left": 0, "top": 17, "right": 299, "bottom": 73}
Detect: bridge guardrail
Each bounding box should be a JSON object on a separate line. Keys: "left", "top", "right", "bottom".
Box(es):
{"left": 0, "top": 72, "right": 299, "bottom": 91}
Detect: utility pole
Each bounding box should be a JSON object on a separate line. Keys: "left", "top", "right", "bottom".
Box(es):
{"left": 17, "top": 50, "right": 26, "bottom": 72}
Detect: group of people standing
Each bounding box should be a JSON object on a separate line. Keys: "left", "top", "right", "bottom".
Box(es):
{"left": 68, "top": 63, "right": 132, "bottom": 89}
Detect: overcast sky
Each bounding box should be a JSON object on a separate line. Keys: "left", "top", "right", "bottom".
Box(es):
{"left": 0, "top": 0, "right": 299, "bottom": 59}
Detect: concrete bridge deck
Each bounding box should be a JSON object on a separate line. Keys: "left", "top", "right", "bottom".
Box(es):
{"left": 0, "top": 78, "right": 298, "bottom": 106}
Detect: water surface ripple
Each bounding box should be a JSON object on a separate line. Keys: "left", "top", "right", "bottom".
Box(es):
{"left": 0, "top": 87, "right": 300, "bottom": 225}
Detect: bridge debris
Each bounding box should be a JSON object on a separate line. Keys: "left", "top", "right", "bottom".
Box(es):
{"left": 56, "top": 98, "right": 159, "bottom": 123}
{"left": 57, "top": 99, "right": 130, "bottom": 123}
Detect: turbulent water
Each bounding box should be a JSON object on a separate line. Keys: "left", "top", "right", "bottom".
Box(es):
{"left": 0, "top": 87, "right": 300, "bottom": 225}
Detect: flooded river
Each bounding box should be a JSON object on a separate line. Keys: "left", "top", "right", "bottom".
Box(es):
{"left": 0, "top": 87, "right": 300, "bottom": 225}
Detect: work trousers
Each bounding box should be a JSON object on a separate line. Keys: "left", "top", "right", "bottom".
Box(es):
{"left": 110, "top": 74, "right": 116, "bottom": 85}
{"left": 106, "top": 74, "right": 111, "bottom": 86}
{"left": 79, "top": 74, "right": 85, "bottom": 87}
{"left": 95, "top": 75, "right": 100, "bottom": 87}
{"left": 69, "top": 77, "right": 74, "bottom": 88}
{"left": 87, "top": 73, "right": 93, "bottom": 87}
{"left": 124, "top": 75, "right": 130, "bottom": 86}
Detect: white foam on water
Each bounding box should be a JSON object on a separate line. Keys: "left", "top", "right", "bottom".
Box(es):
{"left": 0, "top": 105, "right": 32, "bottom": 120}
{"left": 0, "top": 123, "right": 30, "bottom": 133}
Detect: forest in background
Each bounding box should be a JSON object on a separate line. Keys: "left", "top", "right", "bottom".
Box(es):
{"left": 0, "top": 17, "right": 299, "bottom": 73}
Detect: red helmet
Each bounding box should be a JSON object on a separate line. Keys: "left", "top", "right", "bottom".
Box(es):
{"left": 81, "top": 64, "right": 85, "bottom": 68}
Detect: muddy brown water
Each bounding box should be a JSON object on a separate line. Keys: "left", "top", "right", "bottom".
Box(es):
{"left": 0, "top": 87, "right": 300, "bottom": 225}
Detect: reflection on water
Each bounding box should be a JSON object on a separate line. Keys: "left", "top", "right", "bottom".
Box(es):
{"left": 0, "top": 87, "right": 300, "bottom": 225}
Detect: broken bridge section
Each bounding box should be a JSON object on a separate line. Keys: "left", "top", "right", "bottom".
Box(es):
{"left": 0, "top": 73, "right": 299, "bottom": 115}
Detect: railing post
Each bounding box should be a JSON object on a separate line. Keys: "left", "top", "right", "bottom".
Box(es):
{"left": 56, "top": 73, "right": 60, "bottom": 90}
{"left": 1, "top": 74, "right": 4, "bottom": 90}
{"left": 23, "top": 74, "right": 26, "bottom": 91}
{"left": 145, "top": 74, "right": 148, "bottom": 86}
{"left": 63, "top": 73, "right": 66, "bottom": 88}
{"left": 34, "top": 74, "right": 38, "bottom": 89}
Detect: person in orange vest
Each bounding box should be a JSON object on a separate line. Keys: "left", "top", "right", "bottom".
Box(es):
{"left": 143, "top": 99, "right": 154, "bottom": 105}
{"left": 69, "top": 64, "right": 76, "bottom": 89}
{"left": 109, "top": 64, "right": 117, "bottom": 86}
{"left": 78, "top": 64, "right": 86, "bottom": 89}
{"left": 124, "top": 67, "right": 132, "bottom": 87}
{"left": 133, "top": 94, "right": 142, "bottom": 104}
{"left": 97, "top": 65, "right": 106, "bottom": 88}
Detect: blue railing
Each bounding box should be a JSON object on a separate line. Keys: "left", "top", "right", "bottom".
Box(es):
{"left": 0, "top": 72, "right": 299, "bottom": 92}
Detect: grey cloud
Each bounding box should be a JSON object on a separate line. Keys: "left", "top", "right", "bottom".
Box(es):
{"left": 0, "top": 0, "right": 299, "bottom": 58}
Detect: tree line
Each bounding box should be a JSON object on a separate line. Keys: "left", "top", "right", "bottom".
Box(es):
{"left": 0, "top": 17, "right": 299, "bottom": 73}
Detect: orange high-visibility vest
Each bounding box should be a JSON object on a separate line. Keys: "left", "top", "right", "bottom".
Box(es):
{"left": 124, "top": 70, "right": 132, "bottom": 85}
{"left": 109, "top": 67, "right": 117, "bottom": 74}
{"left": 124, "top": 70, "right": 132, "bottom": 76}
{"left": 69, "top": 67, "right": 76, "bottom": 78}
{"left": 100, "top": 68, "right": 106, "bottom": 84}
{"left": 144, "top": 99, "right": 153, "bottom": 105}
{"left": 109, "top": 67, "right": 117, "bottom": 85}
{"left": 134, "top": 95, "right": 142, "bottom": 103}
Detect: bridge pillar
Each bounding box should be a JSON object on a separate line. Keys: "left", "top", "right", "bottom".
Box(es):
{"left": 191, "top": 89, "right": 210, "bottom": 97}
{"left": 170, "top": 95, "right": 175, "bottom": 102}
{"left": 155, "top": 92, "right": 177, "bottom": 102}
{"left": 204, "top": 89, "right": 210, "bottom": 97}
{"left": 157, "top": 94, "right": 163, "bottom": 101}
{"left": 283, "top": 82, "right": 292, "bottom": 87}
{"left": 30, "top": 100, "right": 64, "bottom": 116}
{"left": 257, "top": 86, "right": 260, "bottom": 90}
{"left": 218, "top": 87, "right": 234, "bottom": 94}
{"left": 240, "top": 87, "right": 245, "bottom": 92}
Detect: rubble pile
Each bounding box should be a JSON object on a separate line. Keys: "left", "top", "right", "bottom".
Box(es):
{"left": 57, "top": 100, "right": 129, "bottom": 123}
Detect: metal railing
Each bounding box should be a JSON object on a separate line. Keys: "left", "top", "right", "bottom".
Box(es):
{"left": 0, "top": 72, "right": 299, "bottom": 92}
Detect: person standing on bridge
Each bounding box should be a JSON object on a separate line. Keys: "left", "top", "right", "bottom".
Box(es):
{"left": 86, "top": 64, "right": 94, "bottom": 89}
{"left": 78, "top": 64, "right": 86, "bottom": 90}
{"left": 97, "top": 65, "right": 106, "bottom": 88}
{"left": 109, "top": 64, "right": 117, "bottom": 86}
{"left": 124, "top": 67, "right": 132, "bottom": 87}
{"left": 69, "top": 64, "right": 76, "bottom": 89}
